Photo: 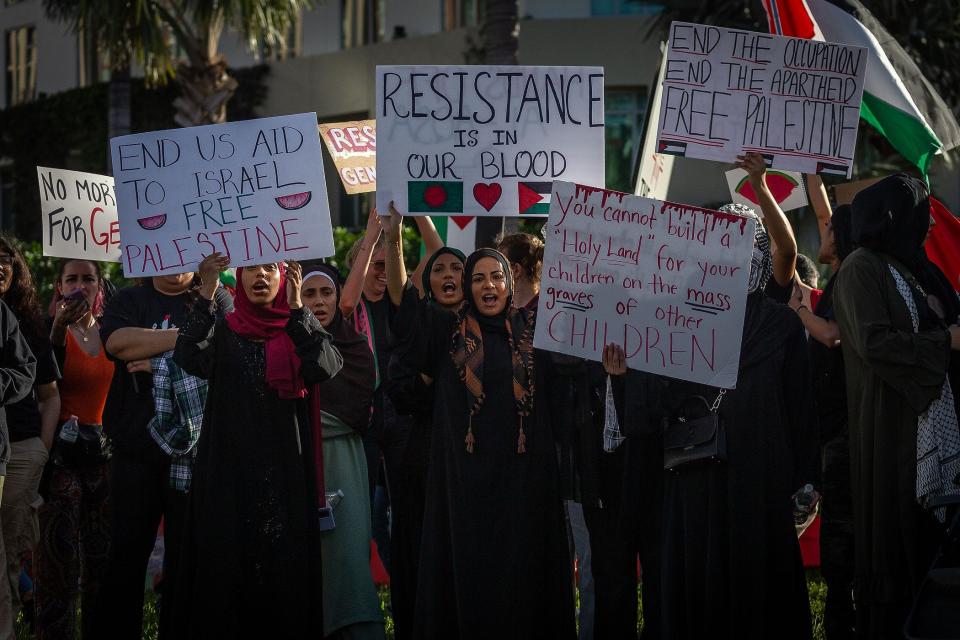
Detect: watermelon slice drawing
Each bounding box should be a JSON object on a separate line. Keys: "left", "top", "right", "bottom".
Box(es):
{"left": 735, "top": 171, "right": 799, "bottom": 206}
{"left": 137, "top": 214, "right": 167, "bottom": 231}
{"left": 275, "top": 191, "right": 312, "bottom": 210}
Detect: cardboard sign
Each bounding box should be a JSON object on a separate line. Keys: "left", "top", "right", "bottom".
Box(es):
{"left": 319, "top": 120, "right": 377, "bottom": 194}
{"left": 37, "top": 167, "right": 121, "bottom": 262}
{"left": 655, "top": 22, "right": 867, "bottom": 177}
{"left": 725, "top": 168, "right": 808, "bottom": 212}
{"left": 635, "top": 48, "right": 675, "bottom": 200}
{"left": 110, "top": 113, "right": 334, "bottom": 277}
{"left": 533, "top": 181, "right": 756, "bottom": 388}
{"left": 375, "top": 65, "right": 605, "bottom": 217}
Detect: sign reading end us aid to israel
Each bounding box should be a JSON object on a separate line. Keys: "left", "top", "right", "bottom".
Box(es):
{"left": 376, "top": 66, "right": 605, "bottom": 217}
{"left": 656, "top": 22, "right": 867, "bottom": 178}
{"left": 533, "top": 181, "right": 756, "bottom": 388}
{"left": 37, "top": 167, "right": 121, "bottom": 262}
{"left": 110, "top": 113, "right": 334, "bottom": 277}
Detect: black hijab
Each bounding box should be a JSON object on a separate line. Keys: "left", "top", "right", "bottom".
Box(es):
{"left": 462, "top": 248, "right": 515, "bottom": 333}
{"left": 851, "top": 174, "right": 958, "bottom": 328}
{"left": 421, "top": 247, "right": 467, "bottom": 305}
{"left": 303, "top": 263, "right": 375, "bottom": 433}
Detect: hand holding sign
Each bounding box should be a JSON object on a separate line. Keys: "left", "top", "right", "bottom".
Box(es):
{"left": 286, "top": 260, "right": 303, "bottom": 309}
{"left": 198, "top": 252, "right": 230, "bottom": 300}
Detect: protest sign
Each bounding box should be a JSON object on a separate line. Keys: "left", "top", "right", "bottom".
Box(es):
{"left": 37, "top": 167, "right": 120, "bottom": 262}
{"left": 635, "top": 47, "right": 675, "bottom": 200}
{"left": 655, "top": 22, "right": 867, "bottom": 177}
{"left": 533, "top": 181, "right": 756, "bottom": 388}
{"left": 319, "top": 120, "right": 376, "bottom": 194}
{"left": 110, "top": 113, "right": 334, "bottom": 277}
{"left": 725, "top": 168, "right": 808, "bottom": 212}
{"left": 375, "top": 65, "right": 605, "bottom": 217}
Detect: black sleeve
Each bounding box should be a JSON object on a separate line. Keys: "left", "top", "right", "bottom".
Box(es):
{"left": 764, "top": 277, "right": 792, "bottom": 304}
{"left": 389, "top": 280, "right": 422, "bottom": 342}
{"left": 385, "top": 347, "right": 434, "bottom": 417}
{"left": 173, "top": 299, "right": 218, "bottom": 380}
{"left": 286, "top": 308, "right": 343, "bottom": 385}
{"left": 213, "top": 286, "right": 234, "bottom": 317}
{"left": 99, "top": 287, "right": 140, "bottom": 361}
{"left": 30, "top": 337, "right": 60, "bottom": 386}
{"left": 45, "top": 317, "right": 67, "bottom": 373}
{"left": 0, "top": 303, "right": 37, "bottom": 406}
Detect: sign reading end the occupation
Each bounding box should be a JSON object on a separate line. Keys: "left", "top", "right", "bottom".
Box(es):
{"left": 655, "top": 22, "right": 867, "bottom": 177}
{"left": 111, "top": 113, "right": 334, "bottom": 278}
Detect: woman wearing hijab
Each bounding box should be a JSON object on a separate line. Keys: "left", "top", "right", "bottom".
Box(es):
{"left": 411, "top": 248, "right": 575, "bottom": 640}
{"left": 300, "top": 264, "right": 384, "bottom": 640}
{"left": 833, "top": 174, "right": 960, "bottom": 639}
{"left": 606, "top": 205, "right": 819, "bottom": 640}
{"left": 380, "top": 207, "right": 466, "bottom": 640}
{"left": 172, "top": 255, "right": 343, "bottom": 638}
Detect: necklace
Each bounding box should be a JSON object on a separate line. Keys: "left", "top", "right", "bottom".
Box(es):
{"left": 71, "top": 318, "right": 95, "bottom": 343}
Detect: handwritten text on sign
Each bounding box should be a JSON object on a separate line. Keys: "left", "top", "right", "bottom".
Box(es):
{"left": 37, "top": 167, "right": 120, "bottom": 262}
{"left": 376, "top": 65, "right": 605, "bottom": 217}
{"left": 110, "top": 113, "right": 334, "bottom": 277}
{"left": 319, "top": 120, "right": 377, "bottom": 194}
{"left": 655, "top": 22, "right": 867, "bottom": 177}
{"left": 533, "top": 181, "right": 756, "bottom": 388}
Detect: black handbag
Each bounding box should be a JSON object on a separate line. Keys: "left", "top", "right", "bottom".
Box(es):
{"left": 662, "top": 389, "right": 726, "bottom": 471}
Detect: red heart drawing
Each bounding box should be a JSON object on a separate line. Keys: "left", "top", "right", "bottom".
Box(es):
{"left": 472, "top": 183, "right": 502, "bottom": 212}
{"left": 451, "top": 216, "right": 474, "bottom": 230}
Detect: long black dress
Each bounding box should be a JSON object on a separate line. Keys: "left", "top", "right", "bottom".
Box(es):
{"left": 412, "top": 309, "right": 576, "bottom": 640}
{"left": 172, "top": 301, "right": 342, "bottom": 638}
{"left": 659, "top": 292, "right": 819, "bottom": 640}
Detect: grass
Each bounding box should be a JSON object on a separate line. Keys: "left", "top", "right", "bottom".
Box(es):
{"left": 17, "top": 571, "right": 828, "bottom": 639}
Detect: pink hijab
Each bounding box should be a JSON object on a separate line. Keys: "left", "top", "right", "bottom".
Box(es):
{"left": 225, "top": 263, "right": 306, "bottom": 399}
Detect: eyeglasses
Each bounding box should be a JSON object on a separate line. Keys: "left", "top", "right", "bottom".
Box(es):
{"left": 0, "top": 255, "right": 13, "bottom": 266}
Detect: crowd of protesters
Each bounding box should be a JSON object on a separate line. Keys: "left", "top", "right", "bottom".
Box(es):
{"left": 0, "top": 152, "right": 954, "bottom": 640}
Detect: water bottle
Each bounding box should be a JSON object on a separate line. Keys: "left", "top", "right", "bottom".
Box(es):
{"left": 793, "top": 483, "right": 816, "bottom": 525}
{"left": 59, "top": 415, "right": 79, "bottom": 444}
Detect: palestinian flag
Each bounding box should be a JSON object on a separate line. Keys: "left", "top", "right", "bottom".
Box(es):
{"left": 408, "top": 181, "right": 464, "bottom": 213}
{"left": 762, "top": 0, "right": 960, "bottom": 175}
{"left": 518, "top": 181, "right": 552, "bottom": 216}
{"left": 429, "top": 215, "right": 477, "bottom": 255}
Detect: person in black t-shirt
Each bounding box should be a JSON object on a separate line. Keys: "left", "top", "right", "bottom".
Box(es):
{"left": 0, "top": 236, "right": 59, "bottom": 633}
{"left": 95, "top": 268, "right": 232, "bottom": 640}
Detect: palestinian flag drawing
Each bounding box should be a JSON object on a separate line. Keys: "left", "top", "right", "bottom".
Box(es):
{"left": 408, "top": 181, "right": 464, "bottom": 213}
{"left": 518, "top": 181, "right": 552, "bottom": 215}
{"left": 762, "top": 0, "right": 960, "bottom": 174}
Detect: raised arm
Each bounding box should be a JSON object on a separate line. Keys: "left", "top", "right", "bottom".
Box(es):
{"left": 738, "top": 152, "right": 797, "bottom": 287}
{"left": 806, "top": 174, "right": 833, "bottom": 254}
{"left": 381, "top": 204, "right": 408, "bottom": 307}
{"left": 341, "top": 208, "right": 383, "bottom": 319}
{"left": 411, "top": 215, "right": 444, "bottom": 296}
{"left": 172, "top": 253, "right": 229, "bottom": 380}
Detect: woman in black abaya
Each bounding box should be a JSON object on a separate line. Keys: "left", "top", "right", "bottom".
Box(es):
{"left": 412, "top": 249, "right": 575, "bottom": 640}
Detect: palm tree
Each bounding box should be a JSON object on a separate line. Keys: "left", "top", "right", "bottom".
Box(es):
{"left": 44, "top": 0, "right": 310, "bottom": 126}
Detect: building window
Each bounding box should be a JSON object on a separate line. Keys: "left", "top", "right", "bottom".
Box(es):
{"left": 6, "top": 26, "right": 37, "bottom": 107}
{"left": 342, "top": 0, "right": 385, "bottom": 49}
{"left": 591, "top": 0, "right": 664, "bottom": 16}
{"left": 605, "top": 88, "right": 646, "bottom": 193}
{"left": 443, "top": 0, "right": 484, "bottom": 30}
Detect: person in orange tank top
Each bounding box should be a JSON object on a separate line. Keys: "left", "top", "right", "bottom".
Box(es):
{"left": 35, "top": 259, "right": 113, "bottom": 639}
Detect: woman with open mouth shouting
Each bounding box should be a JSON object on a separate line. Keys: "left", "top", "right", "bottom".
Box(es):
{"left": 171, "top": 256, "right": 343, "bottom": 638}
{"left": 405, "top": 246, "right": 575, "bottom": 640}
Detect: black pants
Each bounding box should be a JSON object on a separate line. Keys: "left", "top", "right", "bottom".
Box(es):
{"left": 92, "top": 446, "right": 186, "bottom": 640}
{"left": 820, "top": 436, "right": 856, "bottom": 640}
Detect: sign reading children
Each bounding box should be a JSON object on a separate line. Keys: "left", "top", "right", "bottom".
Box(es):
{"left": 533, "top": 181, "right": 756, "bottom": 388}
{"left": 37, "top": 167, "right": 121, "bottom": 262}
{"left": 655, "top": 22, "right": 867, "bottom": 177}
{"left": 376, "top": 65, "right": 605, "bottom": 217}
{"left": 110, "top": 113, "right": 335, "bottom": 277}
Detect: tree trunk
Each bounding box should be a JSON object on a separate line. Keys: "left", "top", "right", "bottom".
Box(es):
{"left": 107, "top": 64, "right": 131, "bottom": 175}
{"left": 478, "top": 0, "right": 520, "bottom": 245}
{"left": 173, "top": 55, "right": 238, "bottom": 126}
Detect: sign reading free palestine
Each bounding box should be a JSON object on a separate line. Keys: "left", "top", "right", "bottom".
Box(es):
{"left": 375, "top": 65, "right": 606, "bottom": 217}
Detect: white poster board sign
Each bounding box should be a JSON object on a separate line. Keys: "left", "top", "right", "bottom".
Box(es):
{"left": 37, "top": 167, "right": 121, "bottom": 262}
{"left": 376, "top": 65, "right": 605, "bottom": 217}
{"left": 725, "top": 168, "right": 808, "bottom": 211}
{"left": 110, "top": 113, "right": 334, "bottom": 277}
{"left": 655, "top": 22, "right": 867, "bottom": 177}
{"left": 534, "top": 181, "right": 756, "bottom": 388}
{"left": 635, "top": 47, "right": 675, "bottom": 200}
